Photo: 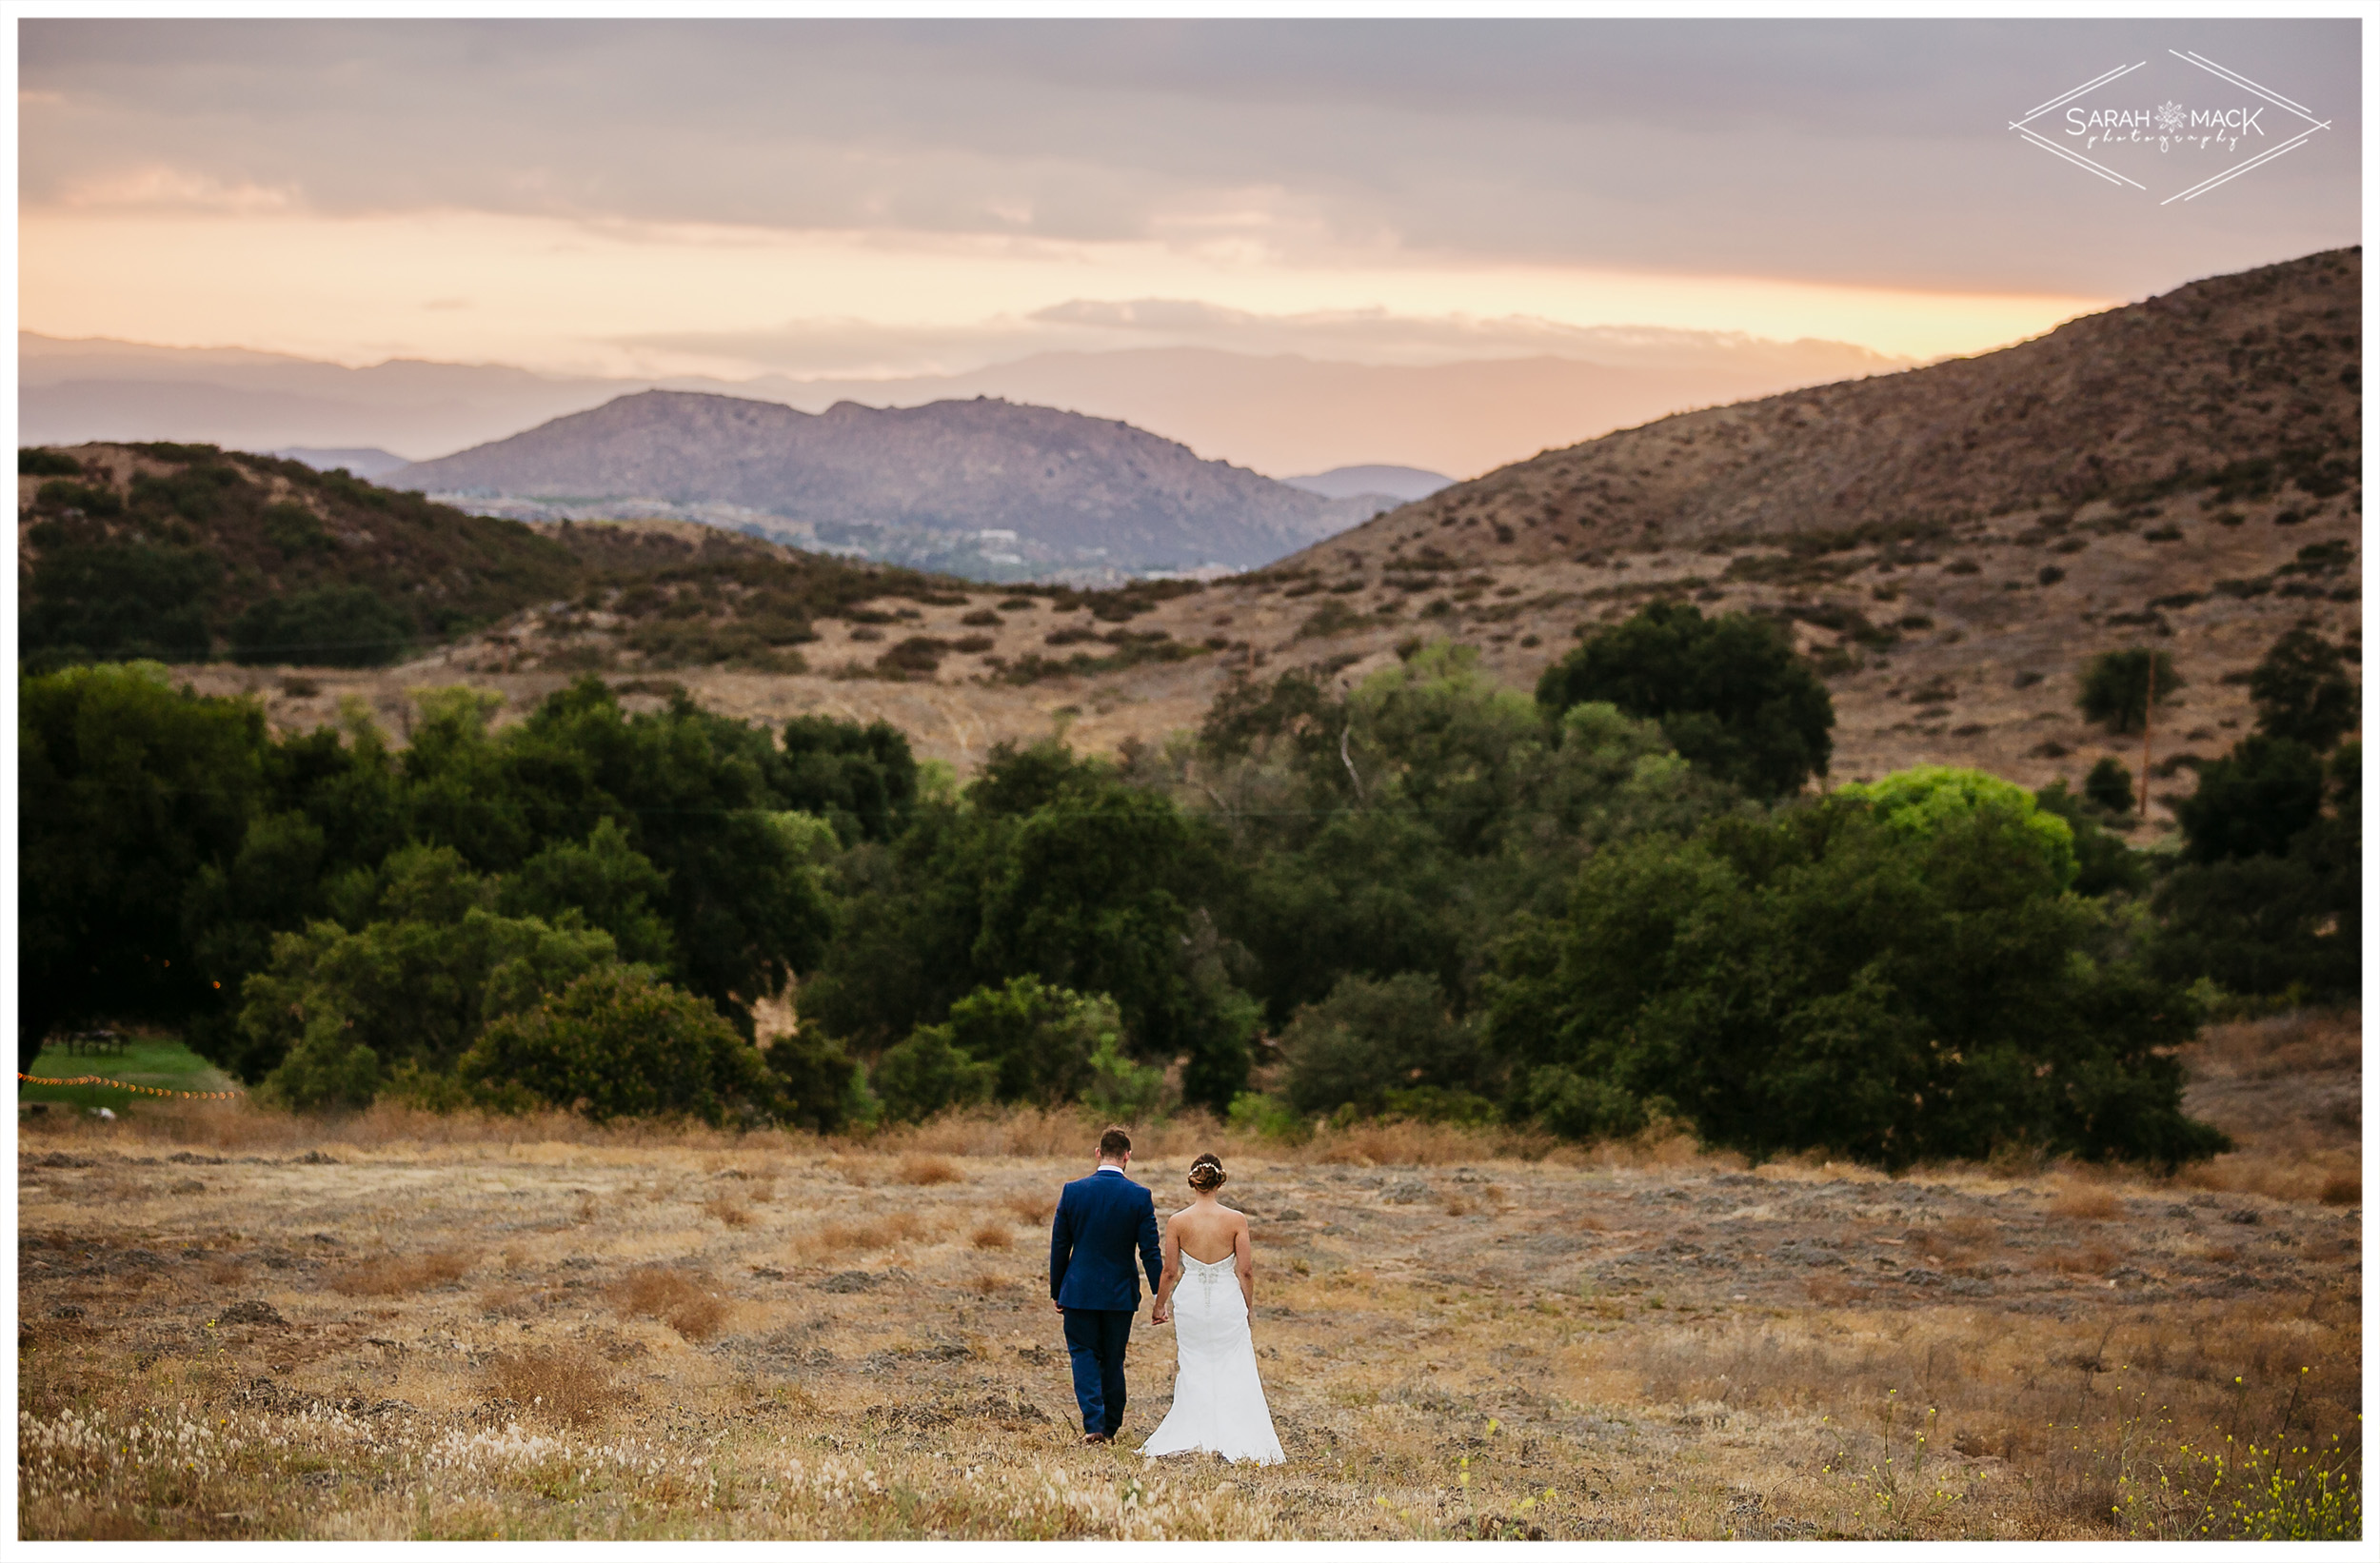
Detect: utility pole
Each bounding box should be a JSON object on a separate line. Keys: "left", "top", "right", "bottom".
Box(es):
{"left": 2138, "top": 653, "right": 2155, "bottom": 821}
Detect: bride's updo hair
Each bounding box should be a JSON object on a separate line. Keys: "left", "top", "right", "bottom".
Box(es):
{"left": 1186, "top": 1153, "right": 1227, "bottom": 1192}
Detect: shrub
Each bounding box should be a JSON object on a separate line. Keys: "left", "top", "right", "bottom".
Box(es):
{"left": 608, "top": 1265, "right": 728, "bottom": 1339}
{"left": 22, "top": 542, "right": 217, "bottom": 667}
{"left": 1278, "top": 972, "right": 1489, "bottom": 1118}
{"left": 2247, "top": 626, "right": 2359, "bottom": 751}
{"left": 19, "top": 447, "right": 82, "bottom": 476}
{"left": 484, "top": 1347, "right": 618, "bottom": 1427}
{"left": 1536, "top": 601, "right": 1834, "bottom": 799}
{"left": 762, "top": 1026, "right": 860, "bottom": 1133}
{"left": 937, "top": 976, "right": 1120, "bottom": 1104}
{"left": 898, "top": 1154, "right": 962, "bottom": 1185}
{"left": 2084, "top": 756, "right": 2137, "bottom": 815}
{"left": 457, "top": 964, "right": 779, "bottom": 1124}
{"left": 2153, "top": 774, "right": 2358, "bottom": 1003}
{"left": 873, "top": 1023, "right": 998, "bottom": 1122}
{"left": 229, "top": 585, "right": 419, "bottom": 667}
{"left": 2173, "top": 736, "right": 2327, "bottom": 863}
{"left": 1225, "top": 1091, "right": 1310, "bottom": 1141}
{"left": 1081, "top": 1028, "right": 1165, "bottom": 1121}
{"left": 2077, "top": 648, "right": 2183, "bottom": 735}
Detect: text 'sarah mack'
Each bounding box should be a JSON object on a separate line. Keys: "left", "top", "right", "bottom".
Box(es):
{"left": 2066, "top": 103, "right": 2265, "bottom": 151}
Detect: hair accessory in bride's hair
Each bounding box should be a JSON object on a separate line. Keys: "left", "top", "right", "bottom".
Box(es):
{"left": 1186, "top": 1153, "right": 1226, "bottom": 1192}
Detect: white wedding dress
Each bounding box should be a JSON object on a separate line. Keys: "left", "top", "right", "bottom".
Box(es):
{"left": 1139, "top": 1250, "right": 1286, "bottom": 1465}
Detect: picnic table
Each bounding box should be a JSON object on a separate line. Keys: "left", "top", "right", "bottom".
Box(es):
{"left": 59, "top": 1029, "right": 129, "bottom": 1058}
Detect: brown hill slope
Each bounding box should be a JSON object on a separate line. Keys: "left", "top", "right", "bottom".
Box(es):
{"left": 1315, "top": 247, "right": 2358, "bottom": 566}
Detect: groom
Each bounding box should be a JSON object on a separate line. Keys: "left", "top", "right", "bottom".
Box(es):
{"left": 1049, "top": 1124, "right": 1163, "bottom": 1445}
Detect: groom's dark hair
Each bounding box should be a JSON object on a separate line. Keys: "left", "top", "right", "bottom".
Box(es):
{"left": 1097, "top": 1126, "right": 1132, "bottom": 1160}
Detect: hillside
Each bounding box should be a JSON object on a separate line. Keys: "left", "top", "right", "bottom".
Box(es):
{"left": 14, "top": 443, "right": 972, "bottom": 672}
{"left": 387, "top": 390, "right": 1384, "bottom": 575}
{"left": 1331, "top": 247, "right": 2359, "bottom": 564}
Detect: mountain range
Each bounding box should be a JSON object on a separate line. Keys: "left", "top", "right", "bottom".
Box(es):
{"left": 386, "top": 390, "right": 1393, "bottom": 574}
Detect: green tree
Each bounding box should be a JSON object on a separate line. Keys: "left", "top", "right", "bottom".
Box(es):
{"left": 506, "top": 680, "right": 834, "bottom": 1029}
{"left": 2172, "top": 735, "right": 2327, "bottom": 863}
{"left": 2076, "top": 648, "right": 2182, "bottom": 736}
{"left": 779, "top": 715, "right": 920, "bottom": 843}
{"left": 872, "top": 1023, "right": 999, "bottom": 1122}
{"left": 235, "top": 845, "right": 619, "bottom": 1093}
{"left": 458, "top": 964, "right": 781, "bottom": 1124}
{"left": 1486, "top": 774, "right": 2225, "bottom": 1169}
{"left": 1279, "top": 972, "right": 1493, "bottom": 1119}
{"left": 1535, "top": 602, "right": 1833, "bottom": 799}
{"left": 2248, "top": 625, "right": 2359, "bottom": 751}
{"left": 2153, "top": 742, "right": 2359, "bottom": 1003}
{"left": 497, "top": 817, "right": 678, "bottom": 967}
{"left": 18, "top": 664, "right": 268, "bottom": 1066}
{"left": 1081, "top": 1029, "right": 1166, "bottom": 1122}
{"left": 938, "top": 976, "right": 1119, "bottom": 1104}
{"left": 2084, "top": 756, "right": 2137, "bottom": 816}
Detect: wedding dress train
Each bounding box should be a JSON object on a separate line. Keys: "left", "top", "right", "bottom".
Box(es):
{"left": 1138, "top": 1251, "right": 1286, "bottom": 1464}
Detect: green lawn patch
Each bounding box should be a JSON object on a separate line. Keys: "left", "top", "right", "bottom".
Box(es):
{"left": 18, "top": 1035, "right": 241, "bottom": 1112}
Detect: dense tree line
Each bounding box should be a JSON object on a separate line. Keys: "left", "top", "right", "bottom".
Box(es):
{"left": 17, "top": 605, "right": 2354, "bottom": 1168}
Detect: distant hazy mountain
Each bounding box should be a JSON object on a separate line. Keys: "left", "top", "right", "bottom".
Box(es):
{"left": 274, "top": 446, "right": 410, "bottom": 480}
{"left": 18, "top": 335, "right": 625, "bottom": 461}
{"left": 21, "top": 331, "right": 1911, "bottom": 480}
{"left": 387, "top": 389, "right": 1386, "bottom": 574}
{"left": 1283, "top": 465, "right": 1451, "bottom": 502}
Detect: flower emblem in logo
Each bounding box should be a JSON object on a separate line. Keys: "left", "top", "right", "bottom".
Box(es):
{"left": 2154, "top": 100, "right": 2187, "bottom": 134}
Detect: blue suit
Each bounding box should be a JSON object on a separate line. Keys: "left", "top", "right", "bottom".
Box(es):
{"left": 1049, "top": 1167, "right": 1162, "bottom": 1436}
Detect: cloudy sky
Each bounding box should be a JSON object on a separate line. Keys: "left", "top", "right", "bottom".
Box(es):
{"left": 18, "top": 17, "right": 2361, "bottom": 380}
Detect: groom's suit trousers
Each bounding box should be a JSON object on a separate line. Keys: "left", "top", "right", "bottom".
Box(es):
{"left": 1061, "top": 1307, "right": 1134, "bottom": 1437}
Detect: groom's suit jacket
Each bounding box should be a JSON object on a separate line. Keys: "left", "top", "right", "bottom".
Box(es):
{"left": 1049, "top": 1167, "right": 1163, "bottom": 1311}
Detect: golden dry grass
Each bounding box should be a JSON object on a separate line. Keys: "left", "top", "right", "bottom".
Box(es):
{"left": 484, "top": 1346, "right": 620, "bottom": 1428}
{"left": 608, "top": 1265, "right": 730, "bottom": 1340}
{"left": 2048, "top": 1185, "right": 2123, "bottom": 1221}
{"left": 896, "top": 1153, "right": 963, "bottom": 1186}
{"left": 15, "top": 1010, "right": 2361, "bottom": 1540}
{"left": 969, "top": 1221, "right": 1014, "bottom": 1251}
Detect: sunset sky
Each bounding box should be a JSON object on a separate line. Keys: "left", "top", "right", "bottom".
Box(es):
{"left": 17, "top": 17, "right": 2362, "bottom": 381}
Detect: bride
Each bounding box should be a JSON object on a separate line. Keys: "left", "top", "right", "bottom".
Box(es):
{"left": 1140, "top": 1153, "right": 1286, "bottom": 1465}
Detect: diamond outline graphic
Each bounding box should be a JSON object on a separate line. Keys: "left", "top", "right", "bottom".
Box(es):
{"left": 2007, "top": 60, "right": 2150, "bottom": 190}
{"left": 2160, "top": 50, "right": 2331, "bottom": 205}
{"left": 2006, "top": 51, "right": 2330, "bottom": 203}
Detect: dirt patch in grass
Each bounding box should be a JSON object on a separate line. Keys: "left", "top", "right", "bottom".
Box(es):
{"left": 329, "top": 1250, "right": 470, "bottom": 1296}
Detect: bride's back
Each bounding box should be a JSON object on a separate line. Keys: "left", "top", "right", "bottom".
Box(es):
{"left": 1171, "top": 1202, "right": 1244, "bottom": 1264}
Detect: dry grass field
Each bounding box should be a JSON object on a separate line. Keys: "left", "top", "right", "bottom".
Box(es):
{"left": 16, "top": 1014, "right": 2361, "bottom": 1541}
